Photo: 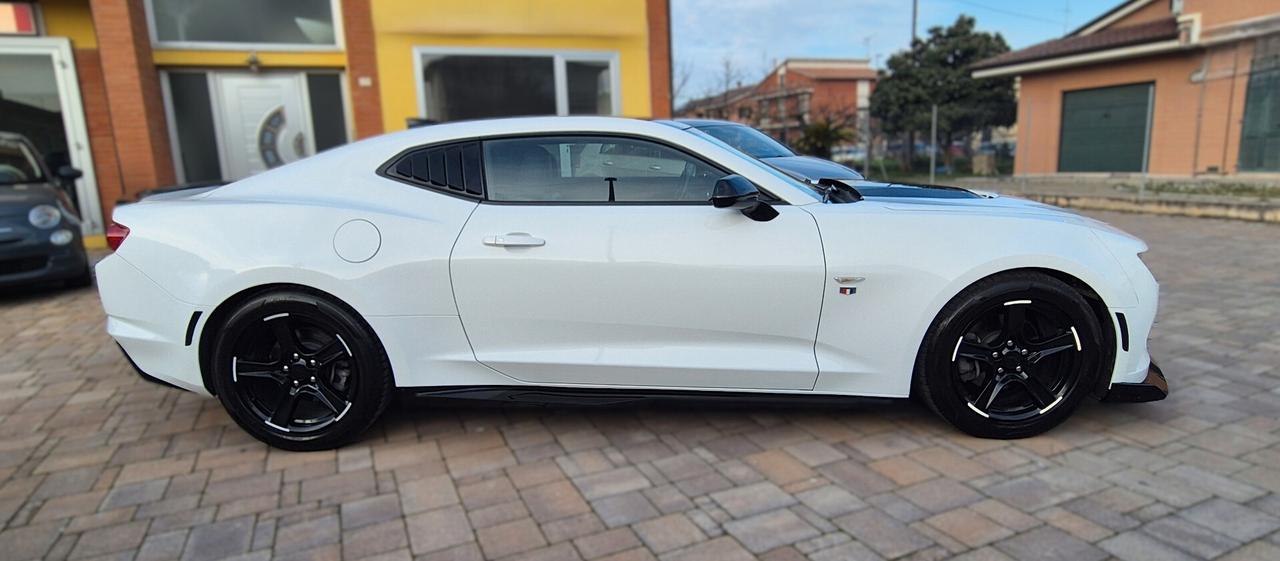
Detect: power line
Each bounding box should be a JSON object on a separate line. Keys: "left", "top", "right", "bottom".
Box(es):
{"left": 950, "top": 0, "right": 1064, "bottom": 26}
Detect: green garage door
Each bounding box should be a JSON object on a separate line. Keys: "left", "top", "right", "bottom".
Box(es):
{"left": 1239, "top": 37, "right": 1279, "bottom": 172}
{"left": 1058, "top": 83, "right": 1153, "bottom": 172}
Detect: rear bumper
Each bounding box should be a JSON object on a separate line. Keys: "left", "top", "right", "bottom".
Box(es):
{"left": 116, "top": 343, "right": 187, "bottom": 391}
{"left": 1102, "top": 361, "right": 1168, "bottom": 403}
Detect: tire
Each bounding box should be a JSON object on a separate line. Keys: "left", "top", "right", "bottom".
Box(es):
{"left": 914, "top": 271, "right": 1104, "bottom": 439}
{"left": 210, "top": 290, "right": 393, "bottom": 450}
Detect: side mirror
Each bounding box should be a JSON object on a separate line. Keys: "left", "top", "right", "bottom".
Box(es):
{"left": 711, "top": 175, "right": 759, "bottom": 209}
{"left": 56, "top": 165, "right": 83, "bottom": 181}
{"left": 710, "top": 175, "right": 778, "bottom": 221}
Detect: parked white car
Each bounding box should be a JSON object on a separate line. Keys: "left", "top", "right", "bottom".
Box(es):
{"left": 96, "top": 117, "right": 1165, "bottom": 450}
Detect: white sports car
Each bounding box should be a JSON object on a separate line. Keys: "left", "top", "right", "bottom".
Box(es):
{"left": 96, "top": 117, "right": 1166, "bottom": 450}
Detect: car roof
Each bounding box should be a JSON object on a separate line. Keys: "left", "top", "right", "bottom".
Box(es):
{"left": 672, "top": 119, "right": 743, "bottom": 128}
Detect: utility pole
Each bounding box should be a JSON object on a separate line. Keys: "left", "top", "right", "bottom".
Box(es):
{"left": 929, "top": 104, "right": 938, "bottom": 184}
{"left": 912, "top": 0, "right": 918, "bottom": 41}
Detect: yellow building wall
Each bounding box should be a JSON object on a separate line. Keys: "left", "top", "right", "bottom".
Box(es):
{"left": 371, "top": 0, "right": 654, "bottom": 133}
{"left": 39, "top": 0, "right": 97, "bottom": 48}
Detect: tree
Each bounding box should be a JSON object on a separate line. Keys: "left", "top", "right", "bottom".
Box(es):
{"left": 793, "top": 111, "right": 856, "bottom": 160}
{"left": 870, "top": 15, "right": 1016, "bottom": 172}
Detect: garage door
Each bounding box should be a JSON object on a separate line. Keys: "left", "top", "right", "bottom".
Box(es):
{"left": 1058, "top": 83, "right": 1153, "bottom": 173}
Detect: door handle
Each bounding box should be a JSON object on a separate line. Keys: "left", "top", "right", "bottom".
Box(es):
{"left": 483, "top": 233, "right": 546, "bottom": 247}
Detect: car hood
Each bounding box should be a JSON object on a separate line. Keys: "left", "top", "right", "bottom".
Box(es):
{"left": 0, "top": 183, "right": 61, "bottom": 218}
{"left": 762, "top": 155, "right": 863, "bottom": 181}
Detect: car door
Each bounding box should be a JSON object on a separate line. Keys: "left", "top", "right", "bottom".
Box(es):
{"left": 449, "top": 134, "right": 826, "bottom": 390}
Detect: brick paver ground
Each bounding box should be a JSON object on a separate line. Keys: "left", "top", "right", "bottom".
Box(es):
{"left": 2, "top": 210, "right": 1278, "bottom": 561}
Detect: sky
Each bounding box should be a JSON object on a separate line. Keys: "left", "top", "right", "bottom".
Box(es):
{"left": 671, "top": 0, "right": 1121, "bottom": 105}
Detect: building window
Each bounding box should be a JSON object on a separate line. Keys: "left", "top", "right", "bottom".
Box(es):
{"left": 146, "top": 0, "right": 339, "bottom": 49}
{"left": 416, "top": 48, "right": 618, "bottom": 122}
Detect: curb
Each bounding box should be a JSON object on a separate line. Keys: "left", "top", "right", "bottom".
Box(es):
{"left": 1020, "top": 193, "right": 1280, "bottom": 224}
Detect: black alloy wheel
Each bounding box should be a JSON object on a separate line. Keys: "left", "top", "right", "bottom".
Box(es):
{"left": 916, "top": 271, "right": 1103, "bottom": 438}
{"left": 211, "top": 290, "right": 392, "bottom": 450}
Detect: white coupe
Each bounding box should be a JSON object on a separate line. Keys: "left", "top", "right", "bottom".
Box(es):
{"left": 96, "top": 117, "right": 1166, "bottom": 450}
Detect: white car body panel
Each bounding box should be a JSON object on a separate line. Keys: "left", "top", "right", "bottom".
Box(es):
{"left": 452, "top": 204, "right": 825, "bottom": 390}
{"left": 96, "top": 116, "right": 1158, "bottom": 403}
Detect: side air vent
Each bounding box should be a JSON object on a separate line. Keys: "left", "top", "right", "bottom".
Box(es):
{"left": 382, "top": 141, "right": 485, "bottom": 198}
{"left": 1116, "top": 312, "right": 1130, "bottom": 352}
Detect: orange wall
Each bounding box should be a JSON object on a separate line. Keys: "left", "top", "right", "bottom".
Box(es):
{"left": 1184, "top": 0, "right": 1280, "bottom": 29}
{"left": 1015, "top": 43, "right": 1254, "bottom": 176}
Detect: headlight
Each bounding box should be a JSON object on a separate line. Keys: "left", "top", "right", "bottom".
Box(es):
{"left": 28, "top": 205, "right": 61, "bottom": 229}
{"left": 50, "top": 229, "right": 74, "bottom": 246}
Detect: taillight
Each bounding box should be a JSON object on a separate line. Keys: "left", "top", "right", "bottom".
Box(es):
{"left": 106, "top": 222, "right": 130, "bottom": 251}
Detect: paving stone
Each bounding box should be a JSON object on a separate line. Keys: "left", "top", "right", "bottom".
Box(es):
{"left": 1142, "top": 516, "right": 1241, "bottom": 559}
{"left": 1099, "top": 531, "right": 1198, "bottom": 561}
{"left": 807, "top": 540, "right": 883, "bottom": 561}
{"left": 925, "top": 507, "right": 1014, "bottom": 548}
{"left": 0, "top": 521, "right": 68, "bottom": 561}
{"left": 342, "top": 519, "right": 408, "bottom": 559}
{"left": 633, "top": 513, "right": 706, "bottom": 553}
{"left": 994, "top": 526, "right": 1106, "bottom": 561}
{"left": 406, "top": 505, "right": 474, "bottom": 555}
{"left": 897, "top": 477, "right": 982, "bottom": 513}
{"left": 708, "top": 481, "right": 796, "bottom": 518}
{"left": 400, "top": 473, "right": 460, "bottom": 516}
{"left": 658, "top": 536, "right": 754, "bottom": 561}
{"left": 722, "top": 508, "right": 820, "bottom": 553}
{"left": 136, "top": 530, "right": 188, "bottom": 561}
{"left": 524, "top": 479, "right": 592, "bottom": 522}
{"left": 574, "top": 527, "right": 641, "bottom": 559}
{"left": 575, "top": 467, "right": 651, "bottom": 501}
{"left": 783, "top": 441, "right": 847, "bottom": 467}
{"left": 476, "top": 517, "right": 546, "bottom": 559}
{"left": 796, "top": 484, "right": 865, "bottom": 518}
{"left": 1177, "top": 498, "right": 1280, "bottom": 542}
{"left": 833, "top": 508, "right": 933, "bottom": 559}
{"left": 593, "top": 491, "right": 660, "bottom": 528}
{"left": 542, "top": 512, "right": 605, "bottom": 543}
{"left": 341, "top": 493, "right": 402, "bottom": 530}
{"left": 274, "top": 512, "right": 340, "bottom": 554}
{"left": 182, "top": 516, "right": 255, "bottom": 561}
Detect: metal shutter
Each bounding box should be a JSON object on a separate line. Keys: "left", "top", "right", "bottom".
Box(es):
{"left": 1058, "top": 83, "right": 1153, "bottom": 173}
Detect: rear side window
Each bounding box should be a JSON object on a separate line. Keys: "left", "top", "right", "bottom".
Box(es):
{"left": 384, "top": 141, "right": 484, "bottom": 197}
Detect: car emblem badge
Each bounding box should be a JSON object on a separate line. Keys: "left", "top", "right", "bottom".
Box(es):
{"left": 839, "top": 287, "right": 856, "bottom": 295}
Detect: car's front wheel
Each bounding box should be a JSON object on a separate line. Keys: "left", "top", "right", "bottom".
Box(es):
{"left": 915, "top": 271, "right": 1104, "bottom": 439}
{"left": 210, "top": 290, "right": 393, "bottom": 450}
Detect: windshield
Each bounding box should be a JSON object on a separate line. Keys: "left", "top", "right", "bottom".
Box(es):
{"left": 0, "top": 139, "right": 44, "bottom": 185}
{"left": 683, "top": 127, "right": 822, "bottom": 201}
{"left": 692, "top": 124, "right": 794, "bottom": 158}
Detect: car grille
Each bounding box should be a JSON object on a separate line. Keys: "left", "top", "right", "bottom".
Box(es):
{"left": 0, "top": 256, "right": 47, "bottom": 275}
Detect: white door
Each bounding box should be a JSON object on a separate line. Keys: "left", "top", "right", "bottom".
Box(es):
{"left": 449, "top": 135, "right": 826, "bottom": 391}
{"left": 0, "top": 37, "right": 101, "bottom": 234}
{"left": 212, "top": 73, "right": 315, "bottom": 180}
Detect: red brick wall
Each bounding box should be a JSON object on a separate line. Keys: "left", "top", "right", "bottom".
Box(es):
{"left": 646, "top": 0, "right": 672, "bottom": 118}
{"left": 88, "top": 0, "right": 175, "bottom": 202}
{"left": 342, "top": 0, "right": 384, "bottom": 138}
{"left": 72, "top": 47, "right": 126, "bottom": 225}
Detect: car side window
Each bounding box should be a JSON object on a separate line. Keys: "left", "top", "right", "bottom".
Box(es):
{"left": 481, "top": 136, "right": 725, "bottom": 203}
{"left": 383, "top": 141, "right": 484, "bottom": 197}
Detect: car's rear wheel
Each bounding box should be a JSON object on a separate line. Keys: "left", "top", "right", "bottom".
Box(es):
{"left": 210, "top": 290, "right": 392, "bottom": 450}
{"left": 915, "top": 271, "right": 1103, "bottom": 439}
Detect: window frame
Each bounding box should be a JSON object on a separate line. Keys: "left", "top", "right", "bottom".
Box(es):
{"left": 144, "top": 0, "right": 345, "bottom": 51}
{"left": 478, "top": 133, "right": 783, "bottom": 206}
{"left": 411, "top": 46, "right": 621, "bottom": 121}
